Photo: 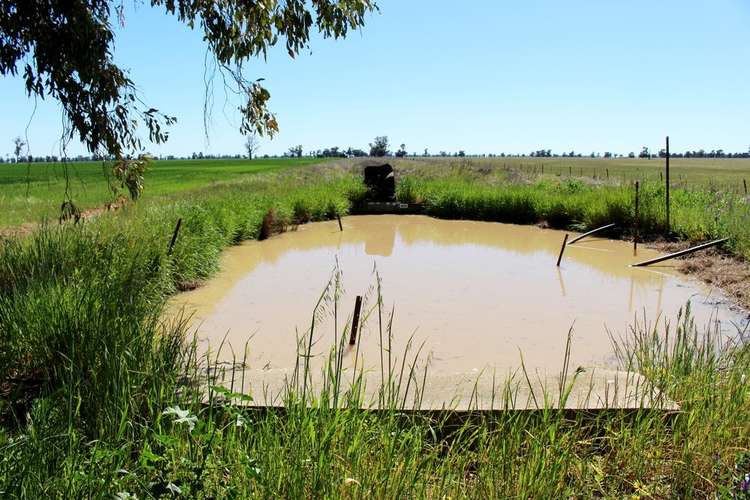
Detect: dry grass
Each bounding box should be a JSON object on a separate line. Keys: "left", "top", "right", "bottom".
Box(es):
{"left": 651, "top": 242, "right": 750, "bottom": 311}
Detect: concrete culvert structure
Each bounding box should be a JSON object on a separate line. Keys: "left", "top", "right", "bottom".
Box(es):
{"left": 363, "top": 163, "right": 396, "bottom": 201}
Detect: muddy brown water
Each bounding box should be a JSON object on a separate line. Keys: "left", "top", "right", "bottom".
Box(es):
{"left": 170, "top": 215, "right": 747, "bottom": 409}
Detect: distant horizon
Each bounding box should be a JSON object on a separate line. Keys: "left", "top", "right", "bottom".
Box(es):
{"left": 3, "top": 144, "right": 750, "bottom": 163}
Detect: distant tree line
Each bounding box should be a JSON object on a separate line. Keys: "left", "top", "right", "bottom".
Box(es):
{"left": 312, "top": 147, "right": 367, "bottom": 158}
{"left": 529, "top": 146, "right": 750, "bottom": 159}
{"left": 4, "top": 134, "right": 750, "bottom": 163}
{"left": 658, "top": 148, "right": 749, "bottom": 159}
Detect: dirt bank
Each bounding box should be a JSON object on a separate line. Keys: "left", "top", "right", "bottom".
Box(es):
{"left": 650, "top": 241, "right": 750, "bottom": 315}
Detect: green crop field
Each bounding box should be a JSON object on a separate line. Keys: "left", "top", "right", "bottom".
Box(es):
{"left": 0, "top": 158, "right": 326, "bottom": 228}
{"left": 1, "top": 158, "right": 750, "bottom": 497}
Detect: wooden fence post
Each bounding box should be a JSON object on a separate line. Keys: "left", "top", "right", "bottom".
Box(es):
{"left": 665, "top": 136, "right": 670, "bottom": 232}
{"left": 348, "top": 296, "right": 363, "bottom": 345}
{"left": 556, "top": 234, "right": 569, "bottom": 267}
{"left": 168, "top": 218, "right": 182, "bottom": 256}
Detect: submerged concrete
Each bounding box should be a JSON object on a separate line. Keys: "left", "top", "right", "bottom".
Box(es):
{"left": 170, "top": 215, "right": 745, "bottom": 410}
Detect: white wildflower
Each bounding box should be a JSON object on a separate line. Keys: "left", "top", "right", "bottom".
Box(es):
{"left": 115, "top": 493, "right": 138, "bottom": 500}
{"left": 166, "top": 482, "right": 182, "bottom": 494}
{"left": 236, "top": 414, "right": 246, "bottom": 427}
{"left": 162, "top": 405, "right": 198, "bottom": 431}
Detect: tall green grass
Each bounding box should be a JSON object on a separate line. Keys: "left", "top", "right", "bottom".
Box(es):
{"left": 397, "top": 174, "right": 750, "bottom": 259}
{"left": 1, "top": 166, "right": 749, "bottom": 497}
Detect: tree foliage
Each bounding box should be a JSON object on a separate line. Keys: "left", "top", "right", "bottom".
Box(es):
{"left": 369, "top": 135, "right": 389, "bottom": 157}
{"left": 0, "top": 0, "right": 376, "bottom": 159}
{"left": 110, "top": 155, "right": 150, "bottom": 200}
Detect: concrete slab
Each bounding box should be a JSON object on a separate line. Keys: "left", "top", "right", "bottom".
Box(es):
{"left": 206, "top": 365, "right": 678, "bottom": 411}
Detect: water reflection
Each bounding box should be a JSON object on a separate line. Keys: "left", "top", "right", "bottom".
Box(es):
{"left": 364, "top": 218, "right": 396, "bottom": 256}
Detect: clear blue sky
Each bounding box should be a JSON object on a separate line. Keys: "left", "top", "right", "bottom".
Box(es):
{"left": 1, "top": 0, "right": 749, "bottom": 159}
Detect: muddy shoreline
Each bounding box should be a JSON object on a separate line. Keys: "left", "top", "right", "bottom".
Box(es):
{"left": 649, "top": 240, "right": 750, "bottom": 318}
